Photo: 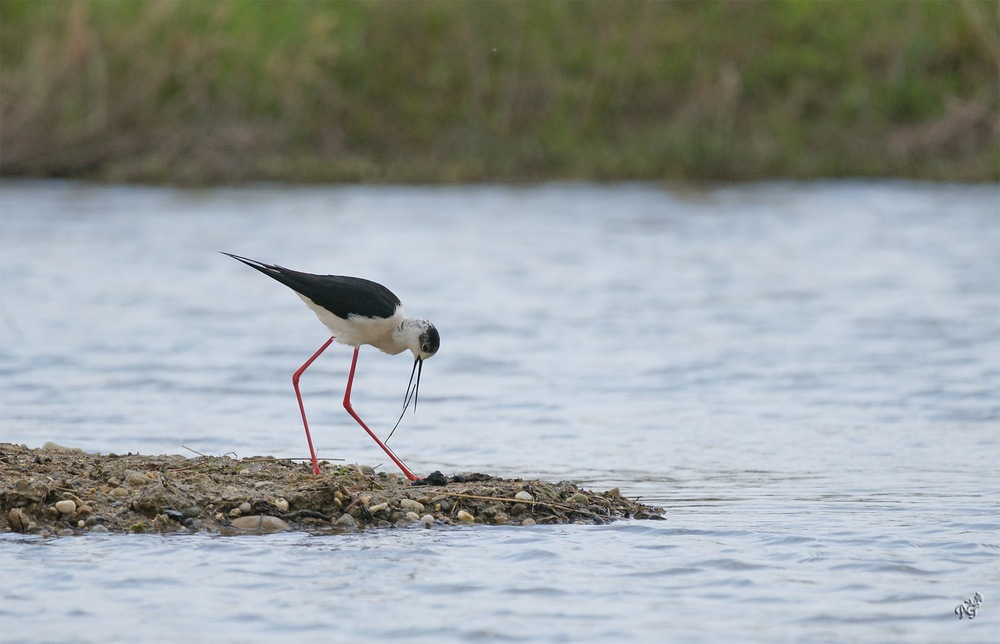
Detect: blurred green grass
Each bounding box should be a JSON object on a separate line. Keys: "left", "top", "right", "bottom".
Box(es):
{"left": 1, "top": 0, "right": 996, "bottom": 184}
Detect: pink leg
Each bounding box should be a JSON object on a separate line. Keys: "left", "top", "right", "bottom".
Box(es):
{"left": 292, "top": 337, "right": 334, "bottom": 475}
{"left": 343, "top": 347, "right": 420, "bottom": 481}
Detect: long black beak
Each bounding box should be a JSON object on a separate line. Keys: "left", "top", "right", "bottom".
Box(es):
{"left": 386, "top": 357, "right": 422, "bottom": 443}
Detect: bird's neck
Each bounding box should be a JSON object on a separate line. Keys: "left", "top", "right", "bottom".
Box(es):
{"left": 389, "top": 318, "right": 423, "bottom": 357}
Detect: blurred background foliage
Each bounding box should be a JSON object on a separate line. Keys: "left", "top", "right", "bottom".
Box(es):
{"left": 1, "top": 0, "right": 996, "bottom": 184}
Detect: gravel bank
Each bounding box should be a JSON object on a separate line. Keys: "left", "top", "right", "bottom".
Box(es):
{"left": 1, "top": 443, "right": 664, "bottom": 535}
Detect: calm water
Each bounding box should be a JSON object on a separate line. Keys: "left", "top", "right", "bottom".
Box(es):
{"left": 1, "top": 180, "right": 998, "bottom": 642}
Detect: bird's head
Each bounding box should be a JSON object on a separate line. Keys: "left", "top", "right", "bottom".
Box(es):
{"left": 413, "top": 319, "right": 440, "bottom": 361}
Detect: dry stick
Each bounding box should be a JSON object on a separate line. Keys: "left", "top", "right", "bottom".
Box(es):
{"left": 181, "top": 444, "right": 209, "bottom": 457}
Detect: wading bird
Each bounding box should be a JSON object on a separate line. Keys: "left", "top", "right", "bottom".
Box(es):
{"left": 223, "top": 253, "right": 439, "bottom": 480}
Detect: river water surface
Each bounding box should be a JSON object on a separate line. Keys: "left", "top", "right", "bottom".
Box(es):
{"left": 1, "top": 180, "right": 998, "bottom": 642}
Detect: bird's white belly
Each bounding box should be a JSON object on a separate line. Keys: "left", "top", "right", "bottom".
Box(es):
{"left": 299, "top": 295, "right": 406, "bottom": 354}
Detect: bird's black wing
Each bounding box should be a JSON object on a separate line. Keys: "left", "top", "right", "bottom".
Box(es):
{"left": 222, "top": 253, "right": 401, "bottom": 319}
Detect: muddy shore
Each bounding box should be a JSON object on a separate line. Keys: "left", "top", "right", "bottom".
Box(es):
{"left": 1, "top": 443, "right": 664, "bottom": 536}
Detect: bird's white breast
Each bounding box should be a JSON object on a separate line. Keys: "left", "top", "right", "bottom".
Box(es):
{"left": 298, "top": 294, "right": 407, "bottom": 354}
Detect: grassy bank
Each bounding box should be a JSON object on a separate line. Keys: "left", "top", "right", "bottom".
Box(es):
{"left": 1, "top": 0, "right": 997, "bottom": 184}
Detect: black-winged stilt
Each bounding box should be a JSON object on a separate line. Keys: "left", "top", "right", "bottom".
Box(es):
{"left": 222, "top": 253, "right": 439, "bottom": 481}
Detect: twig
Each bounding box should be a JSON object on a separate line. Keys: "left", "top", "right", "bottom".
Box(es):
{"left": 181, "top": 445, "right": 209, "bottom": 457}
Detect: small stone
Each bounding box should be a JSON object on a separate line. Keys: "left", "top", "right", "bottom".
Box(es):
{"left": 110, "top": 487, "right": 128, "bottom": 498}
{"left": 57, "top": 528, "right": 75, "bottom": 536}
{"left": 400, "top": 499, "right": 424, "bottom": 512}
{"left": 124, "top": 470, "right": 150, "bottom": 487}
{"left": 607, "top": 487, "right": 621, "bottom": 497}
{"left": 7, "top": 508, "right": 30, "bottom": 533}
{"left": 55, "top": 500, "right": 77, "bottom": 515}
{"left": 514, "top": 491, "right": 533, "bottom": 502}
{"left": 77, "top": 520, "right": 85, "bottom": 528}
{"left": 420, "top": 514, "right": 435, "bottom": 527}
{"left": 76, "top": 505, "right": 92, "bottom": 516}
{"left": 215, "top": 513, "right": 225, "bottom": 521}
{"left": 493, "top": 513, "right": 508, "bottom": 525}
{"left": 274, "top": 498, "right": 289, "bottom": 512}
{"left": 521, "top": 518, "right": 536, "bottom": 526}
{"left": 228, "top": 507, "right": 242, "bottom": 518}
{"left": 90, "top": 524, "right": 109, "bottom": 534}
{"left": 456, "top": 510, "right": 475, "bottom": 522}
{"left": 238, "top": 502, "right": 252, "bottom": 514}
{"left": 230, "top": 515, "right": 290, "bottom": 533}
{"left": 405, "top": 511, "right": 420, "bottom": 521}
{"left": 152, "top": 514, "right": 176, "bottom": 532}
{"left": 181, "top": 507, "right": 202, "bottom": 519}
{"left": 335, "top": 513, "right": 358, "bottom": 528}
{"left": 368, "top": 502, "right": 389, "bottom": 514}
{"left": 510, "top": 503, "right": 526, "bottom": 515}
{"left": 569, "top": 493, "right": 589, "bottom": 504}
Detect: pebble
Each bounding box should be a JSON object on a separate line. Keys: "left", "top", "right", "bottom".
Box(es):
{"left": 124, "top": 470, "right": 150, "bottom": 487}
{"left": 521, "top": 518, "right": 536, "bottom": 526}
{"left": 569, "top": 492, "right": 589, "bottom": 504}
{"left": 456, "top": 510, "right": 475, "bottom": 522}
{"left": 228, "top": 507, "right": 242, "bottom": 518}
{"left": 335, "top": 513, "right": 358, "bottom": 527}
{"left": 7, "top": 508, "right": 30, "bottom": 532}
{"left": 514, "top": 491, "right": 533, "bottom": 502}
{"left": 55, "top": 500, "right": 77, "bottom": 515}
{"left": 405, "top": 511, "right": 420, "bottom": 521}
{"left": 230, "top": 515, "right": 290, "bottom": 533}
{"left": 274, "top": 498, "right": 289, "bottom": 512}
{"left": 400, "top": 499, "right": 424, "bottom": 512}
{"left": 57, "top": 528, "right": 75, "bottom": 536}
{"left": 368, "top": 502, "right": 389, "bottom": 514}
{"left": 89, "top": 524, "right": 109, "bottom": 534}
{"left": 76, "top": 505, "right": 92, "bottom": 516}
{"left": 420, "top": 514, "right": 435, "bottom": 527}
{"left": 238, "top": 501, "right": 252, "bottom": 515}
{"left": 110, "top": 487, "right": 128, "bottom": 498}
{"left": 492, "top": 513, "right": 508, "bottom": 525}
{"left": 77, "top": 520, "right": 85, "bottom": 528}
